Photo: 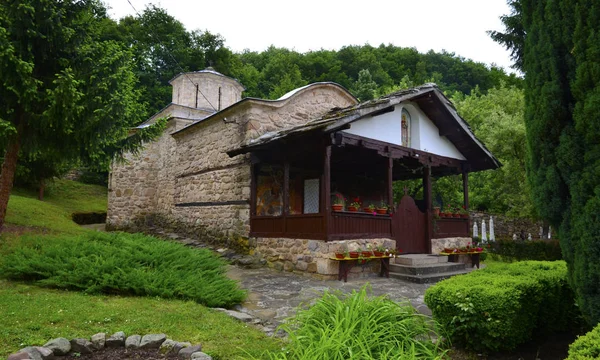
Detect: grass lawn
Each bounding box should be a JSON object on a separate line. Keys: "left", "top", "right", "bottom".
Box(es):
{"left": 0, "top": 280, "right": 281, "bottom": 359}
{"left": 7, "top": 179, "right": 107, "bottom": 234}
{"left": 0, "top": 180, "right": 281, "bottom": 358}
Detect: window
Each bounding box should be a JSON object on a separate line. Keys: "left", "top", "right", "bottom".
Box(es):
{"left": 256, "top": 164, "right": 283, "bottom": 216}
{"left": 401, "top": 108, "right": 411, "bottom": 147}
{"left": 303, "top": 178, "right": 320, "bottom": 214}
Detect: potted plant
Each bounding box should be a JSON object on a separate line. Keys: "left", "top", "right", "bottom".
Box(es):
{"left": 443, "top": 204, "right": 453, "bottom": 218}
{"left": 452, "top": 205, "right": 461, "bottom": 218}
{"left": 376, "top": 201, "right": 388, "bottom": 215}
{"left": 349, "top": 251, "right": 360, "bottom": 258}
{"left": 332, "top": 193, "right": 345, "bottom": 212}
{"left": 374, "top": 245, "right": 386, "bottom": 257}
{"left": 361, "top": 247, "right": 373, "bottom": 258}
{"left": 433, "top": 206, "right": 441, "bottom": 216}
{"left": 458, "top": 205, "right": 469, "bottom": 219}
{"left": 335, "top": 250, "right": 348, "bottom": 259}
{"left": 367, "top": 204, "right": 376, "bottom": 214}
{"left": 348, "top": 197, "right": 361, "bottom": 212}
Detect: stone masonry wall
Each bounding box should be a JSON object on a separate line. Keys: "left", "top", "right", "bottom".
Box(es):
{"left": 469, "top": 211, "right": 548, "bottom": 240}
{"left": 255, "top": 237, "right": 396, "bottom": 279}
{"left": 431, "top": 237, "right": 471, "bottom": 254}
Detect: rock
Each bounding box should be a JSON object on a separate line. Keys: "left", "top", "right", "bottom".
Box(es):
{"left": 19, "top": 347, "right": 53, "bottom": 360}
{"left": 106, "top": 331, "right": 126, "bottom": 348}
{"left": 139, "top": 333, "right": 166, "bottom": 349}
{"left": 159, "top": 339, "right": 176, "bottom": 354}
{"left": 178, "top": 345, "right": 202, "bottom": 359}
{"left": 43, "top": 337, "right": 71, "bottom": 355}
{"left": 7, "top": 352, "right": 33, "bottom": 360}
{"left": 125, "top": 335, "right": 141, "bottom": 349}
{"left": 90, "top": 333, "right": 106, "bottom": 350}
{"left": 70, "top": 338, "right": 94, "bottom": 354}
{"left": 191, "top": 352, "right": 212, "bottom": 360}
{"left": 174, "top": 342, "right": 191, "bottom": 354}
{"left": 224, "top": 310, "right": 253, "bottom": 322}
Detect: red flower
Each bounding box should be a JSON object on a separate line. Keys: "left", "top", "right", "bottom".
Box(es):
{"left": 399, "top": 249, "right": 403, "bottom": 253}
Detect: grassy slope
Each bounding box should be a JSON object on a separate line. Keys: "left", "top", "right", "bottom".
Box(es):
{"left": 1, "top": 180, "right": 281, "bottom": 358}
{"left": 7, "top": 179, "right": 107, "bottom": 233}
{"left": 0, "top": 280, "right": 280, "bottom": 359}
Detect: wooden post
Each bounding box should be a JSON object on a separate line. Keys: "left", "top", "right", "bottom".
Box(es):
{"left": 387, "top": 157, "right": 393, "bottom": 207}
{"left": 249, "top": 159, "right": 257, "bottom": 217}
{"left": 423, "top": 165, "right": 432, "bottom": 254}
{"left": 283, "top": 160, "right": 290, "bottom": 233}
{"left": 462, "top": 170, "right": 469, "bottom": 210}
{"left": 322, "top": 145, "right": 331, "bottom": 240}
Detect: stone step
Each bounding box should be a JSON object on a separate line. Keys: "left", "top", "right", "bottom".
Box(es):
{"left": 389, "top": 262, "right": 466, "bottom": 276}
{"left": 394, "top": 254, "right": 447, "bottom": 266}
{"left": 389, "top": 270, "right": 470, "bottom": 284}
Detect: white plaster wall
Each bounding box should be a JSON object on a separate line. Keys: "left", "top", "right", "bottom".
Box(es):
{"left": 343, "top": 105, "right": 402, "bottom": 145}
{"left": 343, "top": 103, "right": 465, "bottom": 160}
{"left": 409, "top": 104, "right": 466, "bottom": 160}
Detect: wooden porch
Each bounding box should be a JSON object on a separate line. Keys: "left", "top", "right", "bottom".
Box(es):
{"left": 245, "top": 132, "right": 471, "bottom": 253}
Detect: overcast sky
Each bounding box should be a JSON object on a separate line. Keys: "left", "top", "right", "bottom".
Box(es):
{"left": 104, "top": 0, "right": 516, "bottom": 74}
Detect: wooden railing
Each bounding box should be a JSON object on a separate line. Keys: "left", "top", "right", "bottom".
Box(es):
{"left": 330, "top": 211, "right": 392, "bottom": 240}
{"left": 250, "top": 214, "right": 325, "bottom": 239}
{"left": 433, "top": 217, "right": 470, "bottom": 238}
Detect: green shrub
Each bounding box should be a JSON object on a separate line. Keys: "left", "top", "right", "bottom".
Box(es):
{"left": 257, "top": 286, "right": 447, "bottom": 360}
{"left": 424, "top": 261, "right": 578, "bottom": 352}
{"left": 568, "top": 324, "right": 600, "bottom": 360}
{"left": 489, "top": 239, "right": 562, "bottom": 261}
{"left": 0, "top": 232, "right": 245, "bottom": 307}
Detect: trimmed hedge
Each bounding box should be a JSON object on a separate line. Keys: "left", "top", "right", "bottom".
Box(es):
{"left": 489, "top": 239, "right": 562, "bottom": 261}
{"left": 424, "top": 261, "right": 578, "bottom": 352}
{"left": 568, "top": 324, "right": 600, "bottom": 360}
{"left": 0, "top": 232, "right": 246, "bottom": 307}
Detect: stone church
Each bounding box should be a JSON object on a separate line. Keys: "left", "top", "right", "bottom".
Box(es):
{"left": 108, "top": 69, "right": 498, "bottom": 277}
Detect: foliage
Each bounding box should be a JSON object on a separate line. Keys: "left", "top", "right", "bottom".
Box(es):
{"left": 425, "top": 261, "right": 579, "bottom": 352}
{"left": 0, "top": 0, "right": 165, "bottom": 228}
{"left": 452, "top": 84, "right": 532, "bottom": 217}
{"left": 256, "top": 286, "right": 447, "bottom": 359}
{"left": 568, "top": 323, "right": 600, "bottom": 360}
{"left": 488, "top": 239, "right": 562, "bottom": 262}
{"left": 0, "top": 280, "right": 280, "bottom": 359}
{"left": 491, "top": 0, "right": 600, "bottom": 325}
{"left": 352, "top": 69, "right": 377, "bottom": 101}
{"left": 0, "top": 232, "right": 246, "bottom": 307}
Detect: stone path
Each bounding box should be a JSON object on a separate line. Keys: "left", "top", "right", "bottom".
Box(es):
{"left": 227, "top": 265, "right": 433, "bottom": 331}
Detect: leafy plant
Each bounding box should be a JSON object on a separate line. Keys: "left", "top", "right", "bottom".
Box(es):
{"left": 425, "top": 261, "right": 580, "bottom": 352}
{"left": 567, "top": 323, "right": 600, "bottom": 360}
{"left": 0, "top": 232, "right": 245, "bottom": 307}
{"left": 254, "top": 286, "right": 448, "bottom": 359}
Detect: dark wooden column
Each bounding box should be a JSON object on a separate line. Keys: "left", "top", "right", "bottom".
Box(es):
{"left": 322, "top": 145, "right": 331, "bottom": 240}
{"left": 423, "top": 165, "right": 433, "bottom": 253}
{"left": 387, "top": 157, "right": 393, "bottom": 207}
{"left": 249, "top": 156, "right": 258, "bottom": 217}
{"left": 462, "top": 170, "right": 469, "bottom": 210}
{"left": 283, "top": 160, "right": 290, "bottom": 232}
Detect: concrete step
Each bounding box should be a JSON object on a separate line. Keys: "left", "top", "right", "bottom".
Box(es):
{"left": 389, "top": 262, "right": 466, "bottom": 276}
{"left": 390, "top": 270, "right": 470, "bottom": 284}
{"left": 394, "top": 254, "right": 447, "bottom": 266}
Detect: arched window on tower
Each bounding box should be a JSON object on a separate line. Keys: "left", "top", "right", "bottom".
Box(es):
{"left": 401, "top": 108, "right": 411, "bottom": 147}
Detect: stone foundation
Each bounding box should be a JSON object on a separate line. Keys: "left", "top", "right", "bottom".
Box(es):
{"left": 430, "top": 237, "right": 471, "bottom": 254}
{"left": 254, "top": 237, "right": 396, "bottom": 279}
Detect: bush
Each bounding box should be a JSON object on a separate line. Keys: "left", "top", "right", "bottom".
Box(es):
{"left": 258, "top": 286, "right": 447, "bottom": 359}
{"left": 424, "top": 261, "right": 579, "bottom": 352}
{"left": 568, "top": 324, "right": 600, "bottom": 360}
{"left": 0, "top": 232, "right": 245, "bottom": 307}
{"left": 489, "top": 239, "right": 562, "bottom": 261}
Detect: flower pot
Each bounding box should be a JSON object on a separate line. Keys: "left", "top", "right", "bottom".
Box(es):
{"left": 434, "top": 207, "right": 441, "bottom": 216}
{"left": 348, "top": 206, "right": 358, "bottom": 212}
{"left": 453, "top": 213, "right": 460, "bottom": 218}
{"left": 332, "top": 204, "right": 344, "bottom": 211}
{"left": 349, "top": 251, "right": 360, "bottom": 258}
{"left": 460, "top": 214, "right": 469, "bottom": 219}
{"left": 361, "top": 251, "right": 373, "bottom": 258}
{"left": 373, "top": 251, "right": 384, "bottom": 257}
{"left": 443, "top": 248, "right": 454, "bottom": 254}
{"left": 376, "top": 208, "right": 387, "bottom": 214}
{"left": 335, "top": 253, "right": 345, "bottom": 259}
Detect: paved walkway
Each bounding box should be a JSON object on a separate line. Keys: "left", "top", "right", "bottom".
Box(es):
{"left": 227, "top": 265, "right": 433, "bottom": 328}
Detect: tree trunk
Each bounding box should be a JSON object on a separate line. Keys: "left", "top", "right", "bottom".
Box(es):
{"left": 0, "top": 137, "right": 21, "bottom": 231}
{"left": 38, "top": 179, "right": 45, "bottom": 201}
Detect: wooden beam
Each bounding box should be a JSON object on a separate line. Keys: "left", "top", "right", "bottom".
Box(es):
{"left": 423, "top": 165, "right": 433, "bottom": 254}
{"left": 387, "top": 157, "right": 393, "bottom": 207}
{"left": 283, "top": 161, "right": 290, "bottom": 234}
{"left": 462, "top": 170, "right": 469, "bottom": 210}
{"left": 322, "top": 145, "right": 332, "bottom": 240}
{"left": 250, "top": 163, "right": 257, "bottom": 217}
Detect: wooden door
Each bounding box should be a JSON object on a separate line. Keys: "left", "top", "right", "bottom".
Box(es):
{"left": 392, "top": 195, "right": 428, "bottom": 254}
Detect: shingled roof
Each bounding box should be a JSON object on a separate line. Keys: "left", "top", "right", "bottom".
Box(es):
{"left": 227, "top": 83, "right": 500, "bottom": 172}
